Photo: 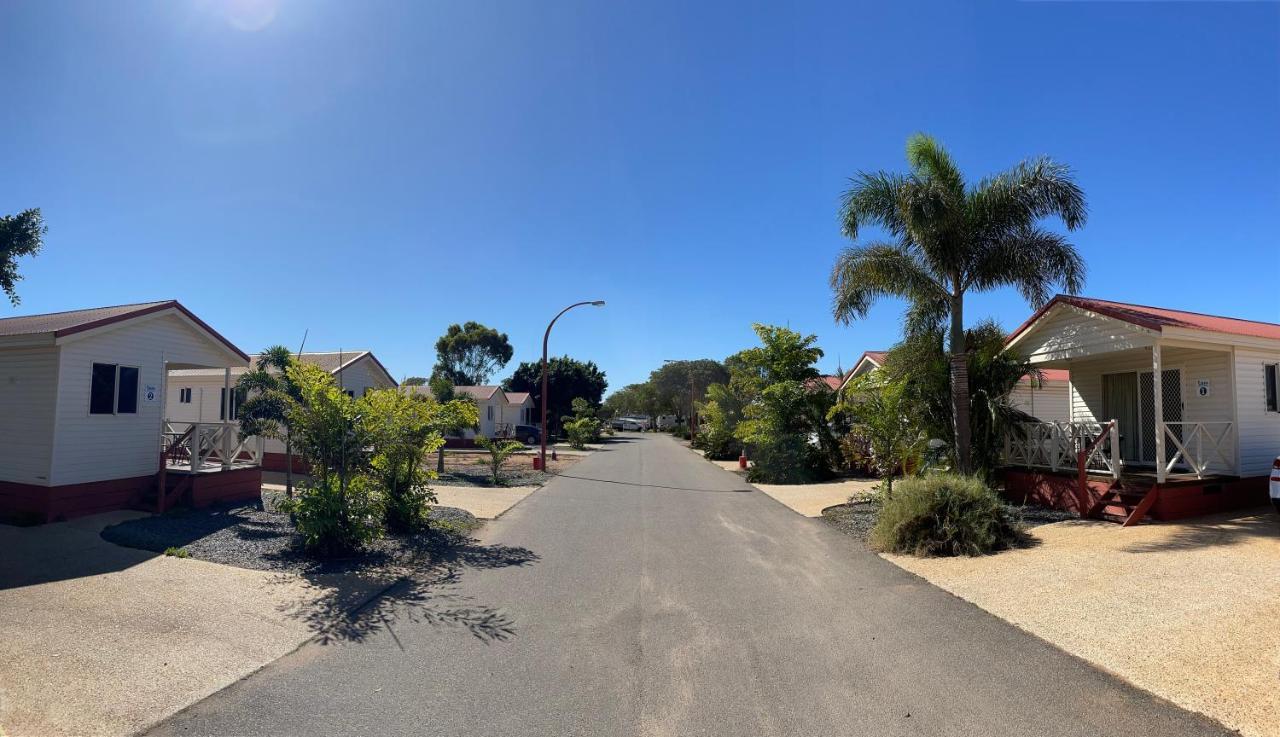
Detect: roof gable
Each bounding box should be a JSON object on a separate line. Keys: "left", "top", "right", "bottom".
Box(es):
{"left": 1009, "top": 295, "right": 1280, "bottom": 347}
{"left": 0, "top": 300, "right": 249, "bottom": 362}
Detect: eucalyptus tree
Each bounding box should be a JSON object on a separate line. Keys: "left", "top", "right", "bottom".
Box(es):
{"left": 0, "top": 208, "right": 45, "bottom": 306}
{"left": 830, "top": 133, "right": 1086, "bottom": 473}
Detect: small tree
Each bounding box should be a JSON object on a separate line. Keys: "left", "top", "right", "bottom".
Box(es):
{"left": 0, "top": 208, "right": 45, "bottom": 306}
{"left": 359, "top": 388, "right": 478, "bottom": 532}
{"left": 832, "top": 374, "right": 926, "bottom": 496}
{"left": 276, "top": 363, "right": 379, "bottom": 555}
{"left": 476, "top": 436, "right": 525, "bottom": 485}
{"left": 402, "top": 376, "right": 428, "bottom": 386}
{"left": 237, "top": 346, "right": 304, "bottom": 499}
{"left": 561, "top": 397, "right": 602, "bottom": 449}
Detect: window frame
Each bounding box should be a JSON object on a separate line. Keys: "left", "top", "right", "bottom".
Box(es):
{"left": 179, "top": 387, "right": 193, "bottom": 404}
{"left": 1266, "top": 364, "right": 1279, "bottom": 413}
{"left": 89, "top": 362, "right": 141, "bottom": 416}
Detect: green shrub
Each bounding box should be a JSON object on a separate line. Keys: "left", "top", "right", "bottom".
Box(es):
{"left": 476, "top": 435, "right": 525, "bottom": 484}
{"left": 561, "top": 397, "right": 602, "bottom": 449}
{"left": 163, "top": 546, "right": 189, "bottom": 558}
{"left": 870, "top": 473, "right": 1022, "bottom": 557}
{"left": 278, "top": 475, "right": 382, "bottom": 556}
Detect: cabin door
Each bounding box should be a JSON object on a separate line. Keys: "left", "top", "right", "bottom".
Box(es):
{"left": 1102, "top": 372, "right": 1139, "bottom": 463}
{"left": 1139, "top": 369, "right": 1183, "bottom": 465}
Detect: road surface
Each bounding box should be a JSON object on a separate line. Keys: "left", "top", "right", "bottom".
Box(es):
{"left": 148, "top": 433, "right": 1229, "bottom": 736}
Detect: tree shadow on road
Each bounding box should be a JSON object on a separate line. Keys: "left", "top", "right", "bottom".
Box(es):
{"left": 273, "top": 532, "right": 539, "bottom": 647}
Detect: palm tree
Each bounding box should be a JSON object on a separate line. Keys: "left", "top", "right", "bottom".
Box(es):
{"left": 237, "top": 345, "right": 303, "bottom": 499}
{"left": 830, "top": 133, "right": 1086, "bottom": 473}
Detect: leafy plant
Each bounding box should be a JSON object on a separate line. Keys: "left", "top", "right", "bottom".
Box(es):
{"left": 732, "top": 325, "right": 837, "bottom": 483}
{"left": 561, "top": 398, "right": 602, "bottom": 449}
{"left": 237, "top": 346, "right": 303, "bottom": 498}
{"left": 694, "top": 380, "right": 749, "bottom": 460}
{"left": 476, "top": 435, "right": 525, "bottom": 485}
{"left": 163, "top": 546, "right": 189, "bottom": 558}
{"left": 278, "top": 474, "right": 383, "bottom": 556}
{"left": 359, "top": 388, "right": 475, "bottom": 532}
{"left": 829, "top": 374, "right": 927, "bottom": 494}
{"left": 831, "top": 133, "right": 1086, "bottom": 474}
{"left": 0, "top": 208, "right": 45, "bottom": 306}
{"left": 870, "top": 473, "right": 1023, "bottom": 557}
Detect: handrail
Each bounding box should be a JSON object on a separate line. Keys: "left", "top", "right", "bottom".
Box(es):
{"left": 1160, "top": 421, "right": 1234, "bottom": 478}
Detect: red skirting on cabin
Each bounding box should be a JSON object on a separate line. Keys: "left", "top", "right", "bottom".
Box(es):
{"left": 261, "top": 452, "right": 311, "bottom": 474}
{"left": 0, "top": 467, "right": 265, "bottom": 525}
{"left": 0, "top": 474, "right": 156, "bottom": 525}
{"left": 1000, "top": 468, "right": 1270, "bottom": 521}
{"left": 175, "top": 467, "right": 263, "bottom": 508}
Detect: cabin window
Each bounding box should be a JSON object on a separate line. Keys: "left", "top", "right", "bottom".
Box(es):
{"left": 90, "top": 363, "right": 139, "bottom": 415}
{"left": 487, "top": 405, "right": 494, "bottom": 421}
{"left": 179, "top": 387, "right": 192, "bottom": 404}
{"left": 1266, "top": 364, "right": 1279, "bottom": 413}
{"left": 219, "top": 387, "right": 245, "bottom": 420}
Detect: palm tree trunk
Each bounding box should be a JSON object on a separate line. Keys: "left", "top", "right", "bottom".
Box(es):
{"left": 949, "top": 294, "right": 972, "bottom": 474}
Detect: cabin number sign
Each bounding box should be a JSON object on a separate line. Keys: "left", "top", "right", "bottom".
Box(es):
{"left": 1196, "top": 379, "right": 1210, "bottom": 398}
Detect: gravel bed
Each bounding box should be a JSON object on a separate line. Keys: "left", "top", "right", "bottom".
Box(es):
{"left": 820, "top": 501, "right": 881, "bottom": 544}
{"left": 821, "top": 499, "right": 1077, "bottom": 547}
{"left": 101, "top": 491, "right": 481, "bottom": 575}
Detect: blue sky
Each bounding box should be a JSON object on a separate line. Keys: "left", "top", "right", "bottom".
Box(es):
{"left": 2, "top": 1, "right": 1278, "bottom": 392}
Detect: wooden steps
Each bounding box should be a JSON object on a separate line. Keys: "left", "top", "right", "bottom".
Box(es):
{"left": 1089, "top": 483, "right": 1159, "bottom": 526}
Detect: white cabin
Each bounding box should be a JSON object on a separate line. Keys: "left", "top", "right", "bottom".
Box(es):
{"left": 1002, "top": 294, "right": 1280, "bottom": 522}
{"left": 166, "top": 351, "right": 398, "bottom": 472}
{"left": 0, "top": 301, "right": 257, "bottom": 523}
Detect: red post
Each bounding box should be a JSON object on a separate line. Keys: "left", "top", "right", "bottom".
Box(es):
{"left": 738, "top": 453, "right": 747, "bottom": 469}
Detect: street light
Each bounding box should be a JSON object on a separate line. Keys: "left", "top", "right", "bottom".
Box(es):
{"left": 540, "top": 300, "right": 606, "bottom": 471}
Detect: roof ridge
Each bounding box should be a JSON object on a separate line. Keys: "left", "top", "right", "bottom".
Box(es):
{"left": 0, "top": 299, "right": 174, "bottom": 322}
{"left": 1063, "top": 295, "right": 1280, "bottom": 327}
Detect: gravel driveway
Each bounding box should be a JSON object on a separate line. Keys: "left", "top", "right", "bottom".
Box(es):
{"left": 887, "top": 509, "right": 1280, "bottom": 737}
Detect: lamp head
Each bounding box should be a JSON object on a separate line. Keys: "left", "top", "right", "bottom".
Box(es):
{"left": 590, "top": 300, "right": 606, "bottom": 306}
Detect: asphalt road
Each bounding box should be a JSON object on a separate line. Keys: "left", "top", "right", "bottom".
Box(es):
{"left": 148, "top": 433, "right": 1231, "bottom": 737}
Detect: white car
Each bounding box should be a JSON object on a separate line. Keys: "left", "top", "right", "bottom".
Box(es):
{"left": 1271, "top": 456, "right": 1280, "bottom": 512}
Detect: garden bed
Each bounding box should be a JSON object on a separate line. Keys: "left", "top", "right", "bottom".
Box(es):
{"left": 101, "top": 489, "right": 482, "bottom": 575}
{"left": 821, "top": 499, "right": 1077, "bottom": 546}
{"left": 432, "top": 451, "right": 582, "bottom": 488}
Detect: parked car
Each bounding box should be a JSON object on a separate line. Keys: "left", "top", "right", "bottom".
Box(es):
{"left": 1270, "top": 457, "right": 1280, "bottom": 512}
{"left": 515, "top": 424, "right": 542, "bottom": 445}
{"left": 612, "top": 417, "right": 645, "bottom": 431}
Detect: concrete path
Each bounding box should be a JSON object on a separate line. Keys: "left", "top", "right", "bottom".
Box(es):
{"left": 431, "top": 485, "right": 537, "bottom": 519}
{"left": 0, "top": 512, "right": 391, "bottom": 737}
{"left": 147, "top": 434, "right": 1231, "bottom": 737}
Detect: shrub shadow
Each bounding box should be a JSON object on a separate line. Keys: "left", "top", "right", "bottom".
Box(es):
{"left": 275, "top": 531, "right": 539, "bottom": 646}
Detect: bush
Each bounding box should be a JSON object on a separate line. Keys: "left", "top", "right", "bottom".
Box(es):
{"left": 744, "top": 432, "right": 830, "bottom": 484}
{"left": 869, "top": 473, "right": 1022, "bottom": 557}
{"left": 278, "top": 475, "right": 382, "bottom": 556}
{"left": 476, "top": 435, "right": 525, "bottom": 484}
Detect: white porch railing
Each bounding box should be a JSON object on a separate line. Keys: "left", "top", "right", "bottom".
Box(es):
{"left": 1003, "top": 421, "right": 1120, "bottom": 478}
{"left": 162, "top": 421, "right": 264, "bottom": 472}
{"left": 1160, "top": 421, "right": 1235, "bottom": 478}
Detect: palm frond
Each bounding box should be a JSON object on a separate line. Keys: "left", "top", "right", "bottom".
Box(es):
{"left": 829, "top": 242, "right": 945, "bottom": 324}
{"left": 905, "top": 133, "right": 965, "bottom": 200}
{"left": 970, "top": 156, "right": 1087, "bottom": 235}
{"left": 840, "top": 171, "right": 909, "bottom": 239}
{"left": 969, "top": 226, "right": 1085, "bottom": 307}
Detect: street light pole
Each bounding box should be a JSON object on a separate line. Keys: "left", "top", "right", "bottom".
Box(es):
{"left": 540, "top": 300, "right": 606, "bottom": 472}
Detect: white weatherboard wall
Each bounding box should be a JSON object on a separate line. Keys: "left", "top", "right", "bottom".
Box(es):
{"left": 1233, "top": 347, "right": 1280, "bottom": 477}
{"left": 1065, "top": 346, "right": 1236, "bottom": 475}
{"left": 165, "top": 354, "right": 397, "bottom": 456}
{"left": 0, "top": 346, "right": 59, "bottom": 484}
{"left": 51, "top": 313, "right": 238, "bottom": 486}
{"left": 1008, "top": 382, "right": 1070, "bottom": 422}
{"left": 1015, "top": 307, "right": 1152, "bottom": 363}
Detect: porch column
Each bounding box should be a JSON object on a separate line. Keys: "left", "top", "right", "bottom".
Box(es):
{"left": 222, "top": 368, "right": 233, "bottom": 470}
{"left": 1153, "top": 342, "right": 1166, "bottom": 483}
